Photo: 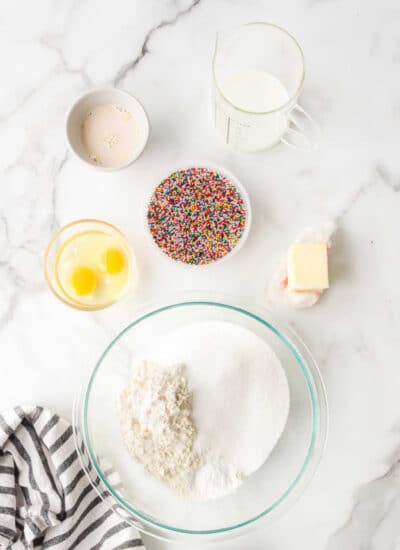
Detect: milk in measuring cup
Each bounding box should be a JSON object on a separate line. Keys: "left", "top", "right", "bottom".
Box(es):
{"left": 215, "top": 69, "right": 290, "bottom": 151}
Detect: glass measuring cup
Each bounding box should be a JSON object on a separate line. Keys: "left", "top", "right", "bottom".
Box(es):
{"left": 212, "top": 23, "right": 318, "bottom": 152}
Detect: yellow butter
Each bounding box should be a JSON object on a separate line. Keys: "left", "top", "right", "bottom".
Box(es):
{"left": 287, "top": 242, "right": 329, "bottom": 291}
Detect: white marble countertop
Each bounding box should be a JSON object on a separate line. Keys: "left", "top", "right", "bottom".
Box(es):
{"left": 1, "top": 1, "right": 400, "bottom": 549}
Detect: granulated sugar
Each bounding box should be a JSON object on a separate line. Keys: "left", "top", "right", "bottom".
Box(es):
{"left": 120, "top": 321, "right": 290, "bottom": 500}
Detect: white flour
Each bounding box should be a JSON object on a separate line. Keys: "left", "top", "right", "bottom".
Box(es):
{"left": 119, "top": 362, "right": 200, "bottom": 495}
{"left": 120, "top": 321, "right": 290, "bottom": 500}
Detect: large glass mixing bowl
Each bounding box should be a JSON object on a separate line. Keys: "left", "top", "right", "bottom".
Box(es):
{"left": 73, "top": 300, "right": 327, "bottom": 543}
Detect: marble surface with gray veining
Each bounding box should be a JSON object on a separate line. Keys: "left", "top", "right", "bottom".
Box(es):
{"left": 1, "top": 1, "right": 399, "bottom": 548}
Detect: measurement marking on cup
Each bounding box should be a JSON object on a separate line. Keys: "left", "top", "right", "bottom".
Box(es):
{"left": 226, "top": 116, "right": 231, "bottom": 144}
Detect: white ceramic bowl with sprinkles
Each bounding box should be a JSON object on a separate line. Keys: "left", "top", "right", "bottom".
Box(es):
{"left": 146, "top": 164, "right": 252, "bottom": 266}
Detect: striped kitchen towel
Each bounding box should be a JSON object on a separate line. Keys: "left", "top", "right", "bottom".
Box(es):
{"left": 0, "top": 406, "right": 144, "bottom": 549}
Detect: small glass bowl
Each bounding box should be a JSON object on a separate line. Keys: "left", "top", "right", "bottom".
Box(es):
{"left": 73, "top": 299, "right": 328, "bottom": 543}
{"left": 44, "top": 219, "right": 138, "bottom": 310}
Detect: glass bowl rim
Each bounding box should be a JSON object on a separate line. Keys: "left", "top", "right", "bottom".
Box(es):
{"left": 83, "top": 300, "right": 327, "bottom": 536}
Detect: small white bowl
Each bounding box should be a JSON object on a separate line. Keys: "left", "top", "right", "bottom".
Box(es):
{"left": 66, "top": 88, "right": 150, "bottom": 171}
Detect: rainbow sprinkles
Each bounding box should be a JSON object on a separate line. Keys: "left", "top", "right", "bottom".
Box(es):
{"left": 147, "top": 167, "right": 247, "bottom": 265}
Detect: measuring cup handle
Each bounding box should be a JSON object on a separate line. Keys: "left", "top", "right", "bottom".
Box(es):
{"left": 281, "top": 104, "right": 320, "bottom": 152}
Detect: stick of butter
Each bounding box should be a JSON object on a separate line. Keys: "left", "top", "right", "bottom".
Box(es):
{"left": 287, "top": 242, "right": 329, "bottom": 291}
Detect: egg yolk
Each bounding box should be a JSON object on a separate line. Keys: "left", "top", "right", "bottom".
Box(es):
{"left": 71, "top": 266, "right": 97, "bottom": 296}
{"left": 104, "top": 248, "right": 125, "bottom": 274}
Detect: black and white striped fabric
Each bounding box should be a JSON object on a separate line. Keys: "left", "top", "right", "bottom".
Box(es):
{"left": 0, "top": 406, "right": 144, "bottom": 549}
